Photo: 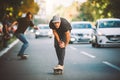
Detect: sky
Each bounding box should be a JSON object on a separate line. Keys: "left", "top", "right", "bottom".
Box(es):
{"left": 46, "top": 0, "right": 87, "bottom": 6}
{"left": 46, "top": 0, "right": 87, "bottom": 14}
{"left": 34, "top": 0, "right": 87, "bottom": 18}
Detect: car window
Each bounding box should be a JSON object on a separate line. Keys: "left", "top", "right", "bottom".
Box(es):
{"left": 39, "top": 25, "right": 50, "bottom": 29}
{"left": 99, "top": 21, "right": 120, "bottom": 28}
{"left": 72, "top": 23, "right": 92, "bottom": 29}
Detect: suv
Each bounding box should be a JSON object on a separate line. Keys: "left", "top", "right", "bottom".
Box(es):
{"left": 70, "top": 21, "right": 93, "bottom": 44}
{"left": 91, "top": 18, "right": 120, "bottom": 47}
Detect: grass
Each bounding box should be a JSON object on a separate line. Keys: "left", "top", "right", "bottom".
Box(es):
{"left": 0, "top": 36, "right": 17, "bottom": 51}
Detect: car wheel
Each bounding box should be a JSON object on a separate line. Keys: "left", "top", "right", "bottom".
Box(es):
{"left": 95, "top": 43, "right": 101, "bottom": 48}
{"left": 92, "top": 43, "right": 96, "bottom": 47}
{"left": 35, "top": 35, "right": 38, "bottom": 39}
{"left": 92, "top": 37, "right": 101, "bottom": 48}
{"left": 95, "top": 39, "right": 101, "bottom": 48}
{"left": 92, "top": 42, "right": 101, "bottom": 48}
{"left": 49, "top": 36, "right": 52, "bottom": 38}
{"left": 69, "top": 41, "right": 73, "bottom": 44}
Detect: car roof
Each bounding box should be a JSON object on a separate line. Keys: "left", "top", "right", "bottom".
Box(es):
{"left": 97, "top": 18, "right": 120, "bottom": 22}
{"left": 71, "top": 21, "right": 91, "bottom": 24}
{"left": 37, "top": 24, "right": 48, "bottom": 26}
{"left": 37, "top": 24, "right": 49, "bottom": 27}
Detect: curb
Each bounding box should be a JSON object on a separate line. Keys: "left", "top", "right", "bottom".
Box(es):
{"left": 0, "top": 39, "right": 19, "bottom": 57}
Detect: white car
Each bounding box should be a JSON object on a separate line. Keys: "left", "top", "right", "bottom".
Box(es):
{"left": 35, "top": 24, "right": 53, "bottom": 38}
{"left": 91, "top": 18, "right": 120, "bottom": 47}
{"left": 70, "top": 21, "right": 93, "bottom": 44}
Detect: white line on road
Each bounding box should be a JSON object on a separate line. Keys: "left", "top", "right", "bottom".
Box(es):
{"left": 81, "top": 51, "right": 96, "bottom": 59}
{"left": 0, "top": 39, "right": 19, "bottom": 57}
{"left": 103, "top": 61, "right": 120, "bottom": 71}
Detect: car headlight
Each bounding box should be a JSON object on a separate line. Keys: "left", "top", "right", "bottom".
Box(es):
{"left": 48, "top": 31, "right": 52, "bottom": 35}
{"left": 71, "top": 37, "right": 76, "bottom": 41}
{"left": 35, "top": 31, "right": 40, "bottom": 35}
{"left": 97, "top": 31, "right": 105, "bottom": 36}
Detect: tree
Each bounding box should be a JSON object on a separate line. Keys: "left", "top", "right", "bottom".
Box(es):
{"left": 19, "top": 0, "right": 39, "bottom": 15}
{"left": 0, "top": 0, "right": 39, "bottom": 21}
{"left": 78, "top": 1, "right": 94, "bottom": 21}
{"left": 79, "top": 0, "right": 120, "bottom": 21}
{"left": 106, "top": 0, "right": 120, "bottom": 18}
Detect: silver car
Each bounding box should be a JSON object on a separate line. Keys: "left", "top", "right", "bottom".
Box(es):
{"left": 70, "top": 21, "right": 93, "bottom": 44}
{"left": 91, "top": 18, "right": 120, "bottom": 47}
{"left": 35, "top": 24, "right": 53, "bottom": 38}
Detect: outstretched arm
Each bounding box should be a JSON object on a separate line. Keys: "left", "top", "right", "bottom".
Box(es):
{"left": 10, "top": 21, "right": 18, "bottom": 27}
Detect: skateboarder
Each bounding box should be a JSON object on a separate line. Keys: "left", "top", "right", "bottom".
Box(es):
{"left": 11, "top": 12, "right": 38, "bottom": 59}
{"left": 49, "top": 15, "right": 72, "bottom": 74}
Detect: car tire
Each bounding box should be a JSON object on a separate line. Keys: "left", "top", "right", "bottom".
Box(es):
{"left": 92, "top": 43, "right": 96, "bottom": 47}
{"left": 92, "top": 37, "right": 101, "bottom": 48}
{"left": 49, "top": 36, "right": 52, "bottom": 38}
{"left": 35, "top": 35, "right": 38, "bottom": 39}
{"left": 96, "top": 37, "right": 101, "bottom": 48}
{"left": 95, "top": 43, "right": 101, "bottom": 48}
{"left": 92, "top": 42, "right": 101, "bottom": 48}
{"left": 69, "top": 41, "right": 73, "bottom": 44}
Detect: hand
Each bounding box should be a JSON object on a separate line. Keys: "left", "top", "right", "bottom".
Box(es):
{"left": 59, "top": 41, "right": 65, "bottom": 48}
{"left": 7, "top": 27, "right": 11, "bottom": 32}
{"left": 34, "top": 26, "right": 38, "bottom": 30}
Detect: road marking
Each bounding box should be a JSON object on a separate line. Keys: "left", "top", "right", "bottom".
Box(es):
{"left": 81, "top": 51, "right": 96, "bottom": 59}
{"left": 0, "top": 39, "right": 19, "bottom": 57}
{"left": 103, "top": 61, "right": 120, "bottom": 71}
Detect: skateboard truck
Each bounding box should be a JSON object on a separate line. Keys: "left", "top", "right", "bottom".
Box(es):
{"left": 53, "top": 69, "right": 63, "bottom": 75}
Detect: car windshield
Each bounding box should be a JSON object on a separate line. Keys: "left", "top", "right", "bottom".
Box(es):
{"left": 99, "top": 21, "right": 120, "bottom": 28}
{"left": 39, "top": 25, "right": 49, "bottom": 29}
{"left": 72, "top": 23, "right": 92, "bottom": 29}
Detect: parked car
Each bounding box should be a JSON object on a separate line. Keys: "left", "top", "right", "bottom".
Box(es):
{"left": 91, "top": 18, "right": 120, "bottom": 47}
{"left": 70, "top": 21, "right": 93, "bottom": 44}
{"left": 35, "top": 24, "right": 53, "bottom": 38}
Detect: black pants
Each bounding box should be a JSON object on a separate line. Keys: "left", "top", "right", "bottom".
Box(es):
{"left": 54, "top": 39, "right": 65, "bottom": 66}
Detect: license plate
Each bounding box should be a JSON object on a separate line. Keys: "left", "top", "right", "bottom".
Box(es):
{"left": 110, "top": 37, "right": 120, "bottom": 41}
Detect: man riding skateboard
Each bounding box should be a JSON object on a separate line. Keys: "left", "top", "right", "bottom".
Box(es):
{"left": 11, "top": 12, "right": 38, "bottom": 59}
{"left": 49, "top": 15, "right": 72, "bottom": 74}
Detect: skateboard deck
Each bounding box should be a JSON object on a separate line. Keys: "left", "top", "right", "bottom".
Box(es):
{"left": 53, "top": 69, "right": 63, "bottom": 75}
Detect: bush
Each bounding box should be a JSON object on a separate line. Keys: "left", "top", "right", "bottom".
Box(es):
{"left": 0, "top": 36, "right": 16, "bottom": 51}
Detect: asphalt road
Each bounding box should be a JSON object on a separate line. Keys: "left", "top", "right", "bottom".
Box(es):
{"left": 0, "top": 32, "right": 120, "bottom": 80}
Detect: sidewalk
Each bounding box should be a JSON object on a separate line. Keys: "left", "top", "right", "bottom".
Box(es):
{"left": 0, "top": 39, "right": 19, "bottom": 57}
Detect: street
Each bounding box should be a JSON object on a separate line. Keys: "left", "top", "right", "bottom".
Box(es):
{"left": 0, "top": 32, "right": 120, "bottom": 80}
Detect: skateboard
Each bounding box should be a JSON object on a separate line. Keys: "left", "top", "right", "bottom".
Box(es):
{"left": 53, "top": 69, "right": 63, "bottom": 75}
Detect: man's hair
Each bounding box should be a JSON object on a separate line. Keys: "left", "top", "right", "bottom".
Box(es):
{"left": 26, "top": 12, "right": 33, "bottom": 19}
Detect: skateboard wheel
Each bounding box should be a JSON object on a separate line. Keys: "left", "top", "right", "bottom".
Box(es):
{"left": 53, "top": 69, "right": 63, "bottom": 75}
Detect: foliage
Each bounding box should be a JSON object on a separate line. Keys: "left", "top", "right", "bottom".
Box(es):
{"left": 0, "top": 0, "right": 39, "bottom": 21}
{"left": 19, "top": 0, "right": 39, "bottom": 15}
{"left": 79, "top": 0, "right": 120, "bottom": 21}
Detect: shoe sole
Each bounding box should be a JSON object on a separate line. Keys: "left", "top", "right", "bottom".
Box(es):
{"left": 17, "top": 55, "right": 29, "bottom": 60}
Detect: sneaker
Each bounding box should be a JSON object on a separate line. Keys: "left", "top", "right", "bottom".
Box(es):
{"left": 17, "top": 54, "right": 29, "bottom": 59}
{"left": 54, "top": 65, "right": 64, "bottom": 70}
